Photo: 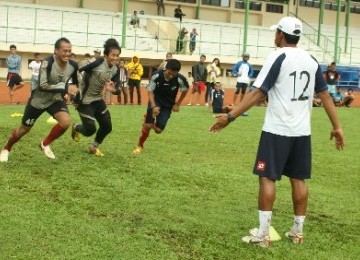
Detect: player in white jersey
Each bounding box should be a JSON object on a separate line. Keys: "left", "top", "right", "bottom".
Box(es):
{"left": 210, "top": 16, "right": 344, "bottom": 247}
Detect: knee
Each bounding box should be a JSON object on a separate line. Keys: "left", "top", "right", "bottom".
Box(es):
{"left": 82, "top": 124, "right": 97, "bottom": 136}
{"left": 58, "top": 118, "right": 71, "bottom": 130}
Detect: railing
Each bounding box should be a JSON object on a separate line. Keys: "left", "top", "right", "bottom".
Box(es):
{"left": 1, "top": 2, "right": 359, "bottom": 66}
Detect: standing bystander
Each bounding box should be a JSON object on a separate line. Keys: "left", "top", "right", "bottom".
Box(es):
{"left": 6, "top": 44, "right": 25, "bottom": 104}
{"left": 28, "top": 52, "right": 41, "bottom": 92}
{"left": 209, "top": 17, "right": 344, "bottom": 247}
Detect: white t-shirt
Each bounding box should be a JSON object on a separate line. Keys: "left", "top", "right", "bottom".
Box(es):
{"left": 29, "top": 61, "right": 41, "bottom": 77}
{"left": 253, "top": 47, "right": 327, "bottom": 137}
{"left": 236, "top": 62, "right": 251, "bottom": 84}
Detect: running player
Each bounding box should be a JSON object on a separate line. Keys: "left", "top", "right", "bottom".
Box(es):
{"left": 132, "top": 59, "right": 189, "bottom": 154}
{"left": 71, "top": 38, "right": 121, "bottom": 157}
{"left": 0, "top": 38, "right": 79, "bottom": 162}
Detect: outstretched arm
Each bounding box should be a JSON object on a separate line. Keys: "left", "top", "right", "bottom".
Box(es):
{"left": 209, "top": 88, "right": 265, "bottom": 132}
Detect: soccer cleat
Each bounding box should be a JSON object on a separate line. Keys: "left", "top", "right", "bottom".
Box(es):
{"left": 40, "top": 142, "right": 55, "bottom": 159}
{"left": 285, "top": 231, "right": 304, "bottom": 244}
{"left": 132, "top": 146, "right": 143, "bottom": 155}
{"left": 242, "top": 112, "right": 249, "bottom": 116}
{"left": 0, "top": 149, "right": 9, "bottom": 162}
{"left": 71, "top": 123, "right": 80, "bottom": 142}
{"left": 187, "top": 103, "right": 192, "bottom": 106}
{"left": 242, "top": 229, "right": 272, "bottom": 248}
{"left": 88, "top": 146, "right": 104, "bottom": 157}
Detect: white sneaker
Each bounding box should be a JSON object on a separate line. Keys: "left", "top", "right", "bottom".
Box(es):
{"left": 205, "top": 103, "right": 209, "bottom": 106}
{"left": 0, "top": 149, "right": 9, "bottom": 162}
{"left": 40, "top": 142, "right": 55, "bottom": 159}
{"left": 285, "top": 230, "right": 304, "bottom": 244}
{"left": 242, "top": 228, "right": 272, "bottom": 248}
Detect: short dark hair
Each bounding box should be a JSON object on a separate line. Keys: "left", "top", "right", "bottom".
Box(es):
{"left": 200, "top": 54, "right": 206, "bottom": 59}
{"left": 34, "top": 52, "right": 40, "bottom": 56}
{"left": 10, "top": 44, "right": 16, "bottom": 50}
{"left": 165, "top": 59, "right": 181, "bottom": 71}
{"left": 54, "top": 37, "right": 71, "bottom": 49}
{"left": 103, "top": 38, "right": 121, "bottom": 56}
{"left": 84, "top": 53, "right": 91, "bottom": 58}
{"left": 331, "top": 61, "right": 336, "bottom": 66}
{"left": 278, "top": 29, "right": 300, "bottom": 44}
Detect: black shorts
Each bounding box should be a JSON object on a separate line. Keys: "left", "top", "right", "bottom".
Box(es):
{"left": 253, "top": 131, "right": 311, "bottom": 180}
{"left": 128, "top": 78, "right": 141, "bottom": 88}
{"left": 77, "top": 100, "right": 109, "bottom": 121}
{"left": 145, "top": 106, "right": 171, "bottom": 130}
{"left": 7, "top": 73, "right": 23, "bottom": 88}
{"left": 22, "top": 100, "right": 69, "bottom": 127}
{"left": 235, "top": 82, "right": 248, "bottom": 94}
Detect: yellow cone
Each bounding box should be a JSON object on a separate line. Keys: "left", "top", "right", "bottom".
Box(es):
{"left": 47, "top": 116, "right": 58, "bottom": 125}
{"left": 269, "top": 226, "right": 281, "bottom": 241}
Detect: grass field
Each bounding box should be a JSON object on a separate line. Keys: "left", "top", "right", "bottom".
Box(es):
{"left": 0, "top": 104, "right": 359, "bottom": 259}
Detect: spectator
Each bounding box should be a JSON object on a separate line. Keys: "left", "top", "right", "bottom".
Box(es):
{"left": 6, "top": 44, "right": 25, "bottom": 104}
{"left": 117, "top": 59, "right": 129, "bottom": 105}
{"left": 176, "top": 27, "right": 188, "bottom": 53}
{"left": 158, "top": 52, "right": 173, "bottom": 70}
{"left": 126, "top": 54, "right": 144, "bottom": 105}
{"left": 130, "top": 11, "right": 140, "bottom": 28}
{"left": 93, "top": 49, "right": 101, "bottom": 58}
{"left": 157, "top": 0, "right": 165, "bottom": 15}
{"left": 78, "top": 53, "right": 91, "bottom": 69}
{"left": 205, "top": 58, "right": 221, "bottom": 106}
{"left": 343, "top": 88, "right": 355, "bottom": 107}
{"left": 188, "top": 54, "right": 207, "bottom": 106}
{"left": 209, "top": 82, "right": 225, "bottom": 114}
{"left": 28, "top": 52, "right": 41, "bottom": 92}
{"left": 323, "top": 62, "right": 340, "bottom": 97}
{"left": 232, "top": 53, "right": 254, "bottom": 112}
{"left": 332, "top": 87, "right": 344, "bottom": 107}
{"left": 174, "top": 5, "right": 185, "bottom": 22}
{"left": 189, "top": 28, "right": 198, "bottom": 55}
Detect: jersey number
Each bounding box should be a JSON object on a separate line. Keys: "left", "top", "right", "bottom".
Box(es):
{"left": 289, "top": 71, "right": 310, "bottom": 101}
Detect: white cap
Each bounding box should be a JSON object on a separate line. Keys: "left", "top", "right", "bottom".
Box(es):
{"left": 270, "top": 16, "right": 303, "bottom": 36}
{"left": 94, "top": 49, "right": 101, "bottom": 53}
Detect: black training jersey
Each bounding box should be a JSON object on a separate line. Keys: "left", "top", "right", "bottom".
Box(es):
{"left": 211, "top": 89, "right": 225, "bottom": 111}
{"left": 147, "top": 70, "right": 189, "bottom": 108}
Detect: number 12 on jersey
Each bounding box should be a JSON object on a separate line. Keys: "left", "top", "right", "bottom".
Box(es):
{"left": 290, "top": 71, "right": 310, "bottom": 101}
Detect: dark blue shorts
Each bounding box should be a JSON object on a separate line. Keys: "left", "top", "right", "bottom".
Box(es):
{"left": 235, "top": 82, "right": 248, "bottom": 94}
{"left": 253, "top": 131, "right": 311, "bottom": 180}
{"left": 145, "top": 106, "right": 171, "bottom": 130}
{"left": 7, "top": 73, "right": 23, "bottom": 88}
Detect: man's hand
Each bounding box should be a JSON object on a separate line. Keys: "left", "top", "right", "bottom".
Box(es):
{"left": 67, "top": 84, "right": 78, "bottom": 96}
{"left": 152, "top": 106, "right": 160, "bottom": 118}
{"left": 105, "top": 81, "right": 115, "bottom": 92}
{"left": 209, "top": 113, "right": 230, "bottom": 133}
{"left": 330, "top": 128, "right": 345, "bottom": 151}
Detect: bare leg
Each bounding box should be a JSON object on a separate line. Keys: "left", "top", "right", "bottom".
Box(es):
{"left": 290, "top": 178, "right": 308, "bottom": 215}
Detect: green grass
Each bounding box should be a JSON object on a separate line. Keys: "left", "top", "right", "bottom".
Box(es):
{"left": 0, "top": 104, "right": 359, "bottom": 259}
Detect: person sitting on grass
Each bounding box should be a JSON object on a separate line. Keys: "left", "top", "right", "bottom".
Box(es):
{"left": 343, "top": 88, "right": 355, "bottom": 107}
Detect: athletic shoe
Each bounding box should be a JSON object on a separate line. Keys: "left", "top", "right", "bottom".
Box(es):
{"left": 285, "top": 230, "right": 304, "bottom": 244}
{"left": 242, "top": 228, "right": 272, "bottom": 248}
{"left": 40, "top": 142, "right": 55, "bottom": 159}
{"left": 0, "top": 149, "right": 9, "bottom": 162}
{"left": 88, "top": 146, "right": 104, "bottom": 157}
{"left": 132, "top": 146, "right": 143, "bottom": 155}
{"left": 71, "top": 123, "right": 80, "bottom": 142}
{"left": 205, "top": 103, "right": 209, "bottom": 106}
{"left": 187, "top": 103, "right": 192, "bottom": 106}
{"left": 242, "top": 112, "right": 249, "bottom": 116}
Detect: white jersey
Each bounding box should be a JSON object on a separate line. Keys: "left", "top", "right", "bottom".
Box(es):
{"left": 253, "top": 47, "right": 327, "bottom": 137}
{"left": 236, "top": 63, "right": 251, "bottom": 84}
{"left": 29, "top": 60, "right": 41, "bottom": 77}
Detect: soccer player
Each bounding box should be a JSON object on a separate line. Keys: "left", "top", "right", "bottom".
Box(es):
{"left": 6, "top": 44, "right": 25, "bottom": 104}
{"left": 71, "top": 38, "right": 121, "bottom": 157}
{"left": 0, "top": 37, "right": 79, "bottom": 162}
{"left": 132, "top": 59, "right": 189, "bottom": 155}
{"left": 210, "top": 17, "right": 344, "bottom": 247}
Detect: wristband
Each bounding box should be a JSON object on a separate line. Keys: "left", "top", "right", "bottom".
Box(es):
{"left": 227, "top": 113, "right": 236, "bottom": 123}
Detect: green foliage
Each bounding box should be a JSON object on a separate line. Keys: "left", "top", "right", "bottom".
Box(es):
{"left": 0, "top": 105, "right": 359, "bottom": 259}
